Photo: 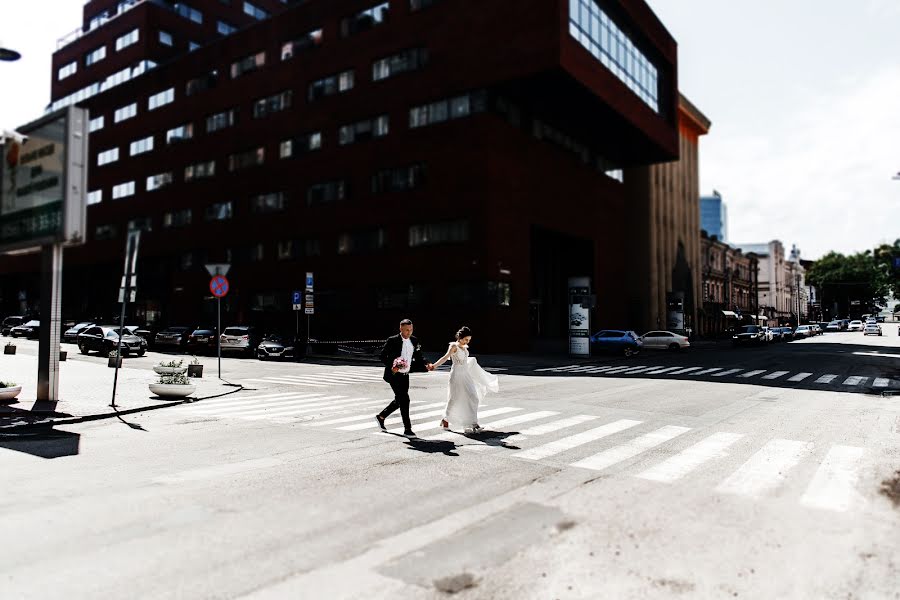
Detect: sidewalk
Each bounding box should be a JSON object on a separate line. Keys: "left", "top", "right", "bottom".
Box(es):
{"left": 0, "top": 353, "right": 240, "bottom": 431}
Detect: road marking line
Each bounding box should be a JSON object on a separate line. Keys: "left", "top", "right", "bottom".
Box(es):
{"left": 429, "top": 411, "right": 562, "bottom": 448}
{"left": 469, "top": 410, "right": 559, "bottom": 430}
{"left": 511, "top": 419, "right": 642, "bottom": 461}
{"left": 504, "top": 415, "right": 601, "bottom": 444}
{"left": 195, "top": 396, "right": 359, "bottom": 417}
{"left": 571, "top": 425, "right": 691, "bottom": 471}
{"left": 296, "top": 372, "right": 384, "bottom": 381}
{"left": 187, "top": 395, "right": 347, "bottom": 413}
{"left": 340, "top": 408, "right": 447, "bottom": 431}
{"left": 264, "top": 375, "right": 370, "bottom": 384}
{"left": 309, "top": 402, "right": 446, "bottom": 426}
{"left": 567, "top": 366, "right": 606, "bottom": 373}
{"left": 799, "top": 445, "right": 867, "bottom": 512}
{"left": 665, "top": 367, "right": 703, "bottom": 375}
{"left": 238, "top": 399, "right": 391, "bottom": 419}
{"left": 636, "top": 432, "right": 745, "bottom": 483}
{"left": 815, "top": 374, "right": 838, "bottom": 384}
{"left": 212, "top": 392, "right": 323, "bottom": 402}
{"left": 185, "top": 393, "right": 326, "bottom": 409}
{"left": 694, "top": 368, "right": 723, "bottom": 375}
{"left": 787, "top": 373, "right": 813, "bottom": 382}
{"left": 621, "top": 366, "right": 660, "bottom": 375}
{"left": 739, "top": 370, "right": 766, "bottom": 378}
{"left": 386, "top": 407, "right": 522, "bottom": 434}
{"left": 715, "top": 439, "right": 814, "bottom": 498}
{"left": 842, "top": 376, "right": 866, "bottom": 386}
{"left": 244, "top": 378, "right": 331, "bottom": 387}
{"left": 603, "top": 366, "right": 639, "bottom": 374}
{"left": 153, "top": 457, "right": 283, "bottom": 484}
{"left": 873, "top": 378, "right": 891, "bottom": 388}
{"left": 762, "top": 371, "right": 789, "bottom": 380}
{"left": 713, "top": 369, "right": 744, "bottom": 377}
{"left": 534, "top": 365, "right": 580, "bottom": 372}
{"left": 581, "top": 366, "right": 620, "bottom": 373}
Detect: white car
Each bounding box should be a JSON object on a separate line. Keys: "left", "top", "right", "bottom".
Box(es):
{"left": 863, "top": 323, "right": 882, "bottom": 336}
{"left": 848, "top": 320, "right": 863, "bottom": 332}
{"left": 639, "top": 330, "right": 690, "bottom": 350}
{"left": 794, "top": 325, "right": 813, "bottom": 338}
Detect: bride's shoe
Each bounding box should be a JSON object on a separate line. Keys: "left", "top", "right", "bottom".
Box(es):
{"left": 440, "top": 419, "right": 449, "bottom": 430}
{"left": 471, "top": 424, "right": 483, "bottom": 433}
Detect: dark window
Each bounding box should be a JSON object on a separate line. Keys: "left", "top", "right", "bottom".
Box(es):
{"left": 372, "top": 164, "right": 425, "bottom": 193}
{"left": 206, "top": 109, "right": 236, "bottom": 132}
{"left": 230, "top": 51, "right": 265, "bottom": 79}
{"left": 205, "top": 201, "right": 233, "bottom": 221}
{"left": 185, "top": 70, "right": 218, "bottom": 95}
{"left": 94, "top": 224, "right": 118, "bottom": 240}
{"left": 308, "top": 70, "right": 354, "bottom": 101}
{"left": 281, "top": 28, "right": 323, "bottom": 60}
{"left": 227, "top": 147, "right": 265, "bottom": 171}
{"left": 163, "top": 209, "right": 192, "bottom": 228}
{"left": 409, "top": 0, "right": 438, "bottom": 10}
{"left": 340, "top": 2, "right": 390, "bottom": 37}
{"left": 252, "top": 91, "right": 292, "bottom": 118}
{"left": 376, "top": 284, "right": 426, "bottom": 309}
{"left": 307, "top": 180, "right": 347, "bottom": 205}
{"left": 337, "top": 229, "right": 385, "bottom": 255}
{"left": 372, "top": 47, "right": 428, "bottom": 81}
{"left": 339, "top": 115, "right": 388, "bottom": 145}
{"left": 251, "top": 192, "right": 284, "bottom": 213}
{"left": 408, "top": 220, "right": 468, "bottom": 247}
{"left": 448, "top": 282, "right": 511, "bottom": 308}
{"left": 279, "top": 132, "right": 322, "bottom": 158}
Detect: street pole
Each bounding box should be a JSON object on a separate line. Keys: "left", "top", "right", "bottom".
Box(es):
{"left": 36, "top": 243, "right": 63, "bottom": 405}
{"left": 217, "top": 296, "right": 222, "bottom": 379}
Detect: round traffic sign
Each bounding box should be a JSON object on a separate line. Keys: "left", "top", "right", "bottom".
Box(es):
{"left": 210, "top": 275, "right": 229, "bottom": 298}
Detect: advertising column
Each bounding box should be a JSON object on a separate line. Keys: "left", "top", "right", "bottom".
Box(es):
{"left": 568, "top": 277, "right": 591, "bottom": 357}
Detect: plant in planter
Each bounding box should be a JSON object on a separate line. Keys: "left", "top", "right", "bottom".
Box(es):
{"left": 108, "top": 350, "right": 123, "bottom": 368}
{"left": 59, "top": 349, "right": 67, "bottom": 361}
{"left": 153, "top": 359, "right": 187, "bottom": 375}
{"left": 149, "top": 372, "right": 196, "bottom": 399}
{"left": 0, "top": 380, "right": 22, "bottom": 402}
{"left": 187, "top": 356, "right": 203, "bottom": 378}
{"left": 4, "top": 342, "right": 15, "bottom": 355}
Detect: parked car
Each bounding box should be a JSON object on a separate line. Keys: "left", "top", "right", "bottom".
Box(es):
{"left": 638, "top": 330, "right": 690, "bottom": 351}
{"left": 848, "top": 320, "right": 864, "bottom": 332}
{"left": 794, "top": 325, "right": 813, "bottom": 338}
{"left": 771, "top": 327, "right": 793, "bottom": 342}
{"left": 257, "top": 334, "right": 298, "bottom": 360}
{"left": 1, "top": 315, "right": 26, "bottom": 336}
{"left": 811, "top": 324, "right": 824, "bottom": 336}
{"left": 186, "top": 328, "right": 218, "bottom": 355}
{"left": 9, "top": 320, "right": 40, "bottom": 339}
{"left": 77, "top": 325, "right": 147, "bottom": 356}
{"left": 863, "top": 322, "right": 882, "bottom": 336}
{"left": 825, "top": 320, "right": 843, "bottom": 332}
{"left": 63, "top": 322, "right": 95, "bottom": 343}
{"left": 220, "top": 326, "right": 262, "bottom": 356}
{"left": 732, "top": 325, "right": 767, "bottom": 346}
{"left": 154, "top": 326, "right": 192, "bottom": 351}
{"left": 590, "top": 330, "right": 642, "bottom": 357}
{"left": 760, "top": 327, "right": 775, "bottom": 342}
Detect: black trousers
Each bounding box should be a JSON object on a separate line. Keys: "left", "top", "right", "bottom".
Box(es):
{"left": 379, "top": 374, "right": 412, "bottom": 432}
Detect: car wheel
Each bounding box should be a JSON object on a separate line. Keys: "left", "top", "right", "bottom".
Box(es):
{"left": 78, "top": 342, "right": 89, "bottom": 355}
{"left": 137, "top": 350, "right": 145, "bottom": 357}
{"left": 668, "top": 343, "right": 680, "bottom": 351}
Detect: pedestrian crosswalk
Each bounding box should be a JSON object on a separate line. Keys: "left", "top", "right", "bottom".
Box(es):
{"left": 176, "top": 390, "right": 880, "bottom": 513}
{"left": 242, "top": 368, "right": 385, "bottom": 388}
{"left": 533, "top": 364, "right": 898, "bottom": 389}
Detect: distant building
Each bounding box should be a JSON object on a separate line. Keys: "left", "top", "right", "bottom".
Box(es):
{"left": 737, "top": 241, "right": 807, "bottom": 325}
{"left": 700, "top": 232, "right": 758, "bottom": 337}
{"left": 700, "top": 191, "right": 728, "bottom": 242}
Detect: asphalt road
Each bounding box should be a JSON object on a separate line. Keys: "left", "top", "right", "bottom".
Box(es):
{"left": 1, "top": 331, "right": 899, "bottom": 599}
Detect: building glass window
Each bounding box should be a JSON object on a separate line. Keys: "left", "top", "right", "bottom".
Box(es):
{"left": 409, "top": 91, "right": 486, "bottom": 128}
{"left": 251, "top": 192, "right": 285, "bottom": 213}
{"left": 230, "top": 51, "right": 265, "bottom": 78}
{"left": 228, "top": 147, "right": 265, "bottom": 171}
{"left": 372, "top": 48, "right": 427, "bottom": 81}
{"left": 163, "top": 209, "right": 192, "bottom": 228}
{"left": 372, "top": 164, "right": 426, "bottom": 193}
{"left": 95, "top": 224, "right": 118, "bottom": 240}
{"left": 243, "top": 1, "right": 269, "bottom": 19}
{"left": 112, "top": 181, "right": 136, "bottom": 199}
{"left": 568, "top": 0, "right": 659, "bottom": 112}
{"left": 128, "top": 217, "right": 152, "bottom": 232}
{"left": 114, "top": 102, "right": 137, "bottom": 122}
{"left": 89, "top": 115, "right": 105, "bottom": 132}
{"left": 340, "top": 2, "right": 390, "bottom": 37}
{"left": 129, "top": 135, "right": 154, "bottom": 156}
{"left": 148, "top": 87, "right": 174, "bottom": 110}
{"left": 252, "top": 90, "right": 292, "bottom": 118}
{"left": 449, "top": 281, "right": 512, "bottom": 307}
{"left": 337, "top": 229, "right": 386, "bottom": 255}
{"left": 338, "top": 115, "right": 389, "bottom": 146}
{"left": 409, "top": 220, "right": 468, "bottom": 247}
{"left": 58, "top": 61, "right": 77, "bottom": 81}
{"left": 206, "top": 109, "right": 236, "bottom": 132}
{"left": 308, "top": 70, "right": 354, "bottom": 101}
{"left": 307, "top": 180, "right": 347, "bottom": 205}
{"left": 115, "top": 28, "right": 140, "bottom": 51}
{"left": 206, "top": 201, "right": 233, "bottom": 221}
{"left": 185, "top": 70, "right": 218, "bottom": 95}
{"left": 97, "top": 147, "right": 119, "bottom": 166}
{"left": 159, "top": 30, "right": 173, "bottom": 46}
{"left": 166, "top": 123, "right": 194, "bottom": 144}
{"left": 281, "top": 28, "right": 323, "bottom": 60}
{"left": 87, "top": 190, "right": 103, "bottom": 205}
{"left": 409, "top": 0, "right": 439, "bottom": 10}
{"left": 279, "top": 131, "right": 322, "bottom": 158}
{"left": 184, "top": 160, "right": 216, "bottom": 181}
{"left": 85, "top": 45, "right": 107, "bottom": 66}
{"left": 173, "top": 3, "right": 202, "bottom": 23}
{"left": 276, "top": 240, "right": 294, "bottom": 260}
{"left": 217, "top": 20, "right": 237, "bottom": 35}
{"left": 146, "top": 172, "right": 173, "bottom": 191}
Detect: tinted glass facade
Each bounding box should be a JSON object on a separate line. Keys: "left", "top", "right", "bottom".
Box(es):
{"left": 700, "top": 194, "right": 728, "bottom": 242}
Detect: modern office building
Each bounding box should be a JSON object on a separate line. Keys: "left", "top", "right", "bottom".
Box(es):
{"left": 0, "top": 0, "right": 680, "bottom": 352}
{"left": 700, "top": 190, "right": 727, "bottom": 242}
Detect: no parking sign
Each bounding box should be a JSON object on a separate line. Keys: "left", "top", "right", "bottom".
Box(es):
{"left": 210, "top": 275, "right": 229, "bottom": 298}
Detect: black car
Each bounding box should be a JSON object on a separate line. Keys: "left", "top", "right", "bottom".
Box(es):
{"left": 186, "top": 328, "right": 218, "bottom": 355}
{"left": 63, "top": 322, "right": 95, "bottom": 343}
{"left": 1, "top": 316, "right": 26, "bottom": 336}
{"left": 154, "top": 326, "right": 192, "bottom": 351}
{"left": 732, "top": 325, "right": 766, "bottom": 346}
{"left": 256, "top": 334, "right": 298, "bottom": 360}
{"left": 9, "top": 320, "right": 40, "bottom": 339}
{"left": 77, "top": 325, "right": 147, "bottom": 356}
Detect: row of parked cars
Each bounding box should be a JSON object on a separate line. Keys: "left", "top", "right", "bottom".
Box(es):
{"left": 589, "top": 330, "right": 690, "bottom": 357}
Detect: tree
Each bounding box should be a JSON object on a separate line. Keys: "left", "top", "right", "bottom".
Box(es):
{"left": 873, "top": 239, "right": 900, "bottom": 300}
{"left": 807, "top": 247, "right": 892, "bottom": 318}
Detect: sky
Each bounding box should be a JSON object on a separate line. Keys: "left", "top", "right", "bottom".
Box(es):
{"left": 1, "top": 0, "right": 898, "bottom": 260}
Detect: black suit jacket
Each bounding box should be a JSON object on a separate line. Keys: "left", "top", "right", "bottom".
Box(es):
{"left": 380, "top": 334, "right": 428, "bottom": 382}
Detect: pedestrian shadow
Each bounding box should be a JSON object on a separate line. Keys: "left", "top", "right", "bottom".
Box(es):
{"left": 387, "top": 433, "right": 460, "bottom": 456}
{"left": 0, "top": 427, "right": 80, "bottom": 459}
{"left": 446, "top": 430, "right": 521, "bottom": 451}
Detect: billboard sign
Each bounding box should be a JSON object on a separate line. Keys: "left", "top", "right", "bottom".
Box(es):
{"left": 0, "top": 106, "right": 88, "bottom": 253}
{"left": 568, "top": 277, "right": 591, "bottom": 357}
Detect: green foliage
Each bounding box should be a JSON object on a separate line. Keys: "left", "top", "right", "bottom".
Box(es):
{"left": 108, "top": 350, "right": 121, "bottom": 358}
{"left": 157, "top": 373, "right": 191, "bottom": 385}
{"left": 159, "top": 359, "right": 184, "bottom": 368}
{"left": 807, "top": 243, "right": 897, "bottom": 307}
{"left": 0, "top": 381, "right": 17, "bottom": 388}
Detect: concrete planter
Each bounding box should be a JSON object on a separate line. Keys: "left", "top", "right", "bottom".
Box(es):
{"left": 60, "top": 351, "right": 67, "bottom": 361}
{"left": 153, "top": 366, "right": 187, "bottom": 375}
{"left": 187, "top": 364, "right": 203, "bottom": 378}
{"left": 108, "top": 356, "right": 122, "bottom": 368}
{"left": 3, "top": 345, "right": 15, "bottom": 355}
{"left": 0, "top": 386, "right": 22, "bottom": 402}
{"left": 149, "top": 383, "right": 196, "bottom": 399}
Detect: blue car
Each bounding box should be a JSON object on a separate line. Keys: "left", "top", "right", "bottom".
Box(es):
{"left": 590, "top": 330, "right": 643, "bottom": 357}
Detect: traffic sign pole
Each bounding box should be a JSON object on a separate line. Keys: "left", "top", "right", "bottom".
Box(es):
{"left": 217, "top": 296, "right": 221, "bottom": 379}
{"left": 209, "top": 274, "right": 230, "bottom": 379}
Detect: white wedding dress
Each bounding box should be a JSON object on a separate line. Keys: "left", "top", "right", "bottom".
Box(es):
{"left": 434, "top": 343, "right": 499, "bottom": 428}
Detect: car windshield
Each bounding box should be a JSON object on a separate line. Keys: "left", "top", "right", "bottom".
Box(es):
{"left": 740, "top": 326, "right": 759, "bottom": 333}
{"left": 24, "top": 320, "right": 39, "bottom": 326}
{"left": 192, "top": 330, "right": 213, "bottom": 335}
{"left": 223, "top": 328, "right": 247, "bottom": 336}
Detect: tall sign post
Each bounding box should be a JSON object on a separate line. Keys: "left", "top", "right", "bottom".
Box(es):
{"left": 305, "top": 272, "right": 314, "bottom": 355}
{"left": 0, "top": 106, "right": 88, "bottom": 406}
{"left": 567, "top": 277, "right": 592, "bottom": 357}
{"left": 206, "top": 263, "right": 231, "bottom": 379}
{"left": 111, "top": 230, "right": 140, "bottom": 408}
{"left": 292, "top": 290, "right": 302, "bottom": 348}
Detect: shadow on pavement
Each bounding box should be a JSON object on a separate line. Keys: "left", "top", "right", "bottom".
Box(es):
{"left": 0, "top": 427, "right": 81, "bottom": 459}
{"left": 401, "top": 436, "right": 459, "bottom": 457}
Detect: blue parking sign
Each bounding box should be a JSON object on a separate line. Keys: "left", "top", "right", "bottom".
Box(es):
{"left": 292, "top": 290, "right": 302, "bottom": 304}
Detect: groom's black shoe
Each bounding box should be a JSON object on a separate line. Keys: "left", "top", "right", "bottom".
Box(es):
{"left": 374, "top": 415, "right": 387, "bottom": 431}
{"left": 403, "top": 430, "right": 417, "bottom": 438}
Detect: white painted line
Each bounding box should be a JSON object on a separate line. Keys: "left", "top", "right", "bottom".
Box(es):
{"left": 873, "top": 378, "right": 891, "bottom": 388}
{"left": 472, "top": 410, "right": 559, "bottom": 430}
{"left": 187, "top": 395, "right": 347, "bottom": 414}
{"left": 815, "top": 374, "right": 838, "bottom": 384}
{"left": 842, "top": 376, "right": 866, "bottom": 386}
{"left": 762, "top": 371, "right": 789, "bottom": 380}
{"left": 440, "top": 411, "right": 562, "bottom": 449}
{"left": 309, "top": 402, "right": 446, "bottom": 426}
{"left": 212, "top": 392, "right": 322, "bottom": 402}
{"left": 693, "top": 368, "right": 723, "bottom": 375}
{"left": 265, "top": 375, "right": 369, "bottom": 385}
{"left": 533, "top": 365, "right": 580, "bottom": 372}
{"left": 739, "top": 370, "right": 766, "bottom": 378}
{"left": 566, "top": 366, "right": 607, "bottom": 373}
{"left": 512, "top": 419, "right": 642, "bottom": 461}
{"left": 504, "top": 415, "right": 601, "bottom": 444}
{"left": 386, "top": 407, "right": 523, "bottom": 434}
{"left": 713, "top": 369, "right": 744, "bottom": 377}
{"left": 603, "top": 366, "right": 638, "bottom": 374}
{"left": 185, "top": 393, "right": 327, "bottom": 410}
{"left": 787, "top": 373, "right": 813, "bottom": 382}
{"left": 239, "top": 399, "right": 392, "bottom": 419}
{"left": 800, "top": 445, "right": 868, "bottom": 512}
{"left": 636, "top": 432, "right": 745, "bottom": 483}
{"left": 852, "top": 351, "right": 900, "bottom": 359}
{"left": 620, "top": 366, "right": 661, "bottom": 375}
{"left": 153, "top": 457, "right": 283, "bottom": 484}
{"left": 715, "top": 439, "right": 814, "bottom": 498}
{"left": 483, "top": 367, "right": 508, "bottom": 372}
{"left": 571, "top": 425, "right": 691, "bottom": 472}
{"left": 244, "top": 378, "right": 330, "bottom": 387}
{"left": 340, "top": 408, "right": 447, "bottom": 431}
{"left": 582, "top": 366, "right": 620, "bottom": 373}
{"left": 665, "top": 367, "right": 703, "bottom": 375}
{"left": 300, "top": 372, "right": 384, "bottom": 381}
{"left": 201, "top": 396, "right": 363, "bottom": 417}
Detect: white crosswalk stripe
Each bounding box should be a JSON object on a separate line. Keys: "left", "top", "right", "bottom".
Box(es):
{"left": 602, "top": 366, "right": 637, "bottom": 374}
{"left": 571, "top": 425, "right": 691, "bottom": 472}
{"left": 715, "top": 439, "right": 814, "bottom": 498}
{"left": 504, "top": 415, "right": 601, "bottom": 444}
{"left": 309, "top": 402, "right": 444, "bottom": 426}
{"left": 621, "top": 366, "right": 662, "bottom": 375}
{"left": 787, "top": 373, "right": 813, "bottom": 382}
{"left": 187, "top": 394, "right": 339, "bottom": 413}
{"left": 191, "top": 396, "right": 354, "bottom": 417}
{"left": 583, "top": 366, "right": 620, "bottom": 373}
{"left": 713, "top": 369, "right": 743, "bottom": 377}
{"left": 239, "top": 399, "right": 380, "bottom": 419}
{"left": 636, "top": 432, "right": 745, "bottom": 483}
{"left": 873, "top": 378, "right": 891, "bottom": 388}
{"left": 244, "top": 378, "right": 331, "bottom": 387}
{"left": 512, "top": 419, "right": 642, "bottom": 461}
{"left": 762, "top": 371, "right": 789, "bottom": 380}
{"left": 666, "top": 366, "right": 702, "bottom": 375}
{"left": 341, "top": 407, "right": 447, "bottom": 431}
{"left": 385, "top": 407, "right": 523, "bottom": 435}
{"left": 815, "top": 374, "right": 838, "bottom": 384}
{"left": 694, "top": 368, "right": 723, "bottom": 376}
{"left": 842, "top": 376, "right": 866, "bottom": 386}
{"left": 426, "top": 411, "right": 561, "bottom": 448}
{"left": 800, "top": 446, "right": 867, "bottom": 512}
{"left": 739, "top": 370, "right": 766, "bottom": 378}
{"left": 534, "top": 365, "right": 580, "bottom": 372}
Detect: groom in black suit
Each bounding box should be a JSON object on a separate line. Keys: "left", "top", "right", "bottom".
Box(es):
{"left": 375, "top": 319, "right": 433, "bottom": 437}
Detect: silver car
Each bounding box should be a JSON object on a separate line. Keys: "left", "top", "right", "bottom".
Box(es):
{"left": 863, "top": 323, "right": 882, "bottom": 336}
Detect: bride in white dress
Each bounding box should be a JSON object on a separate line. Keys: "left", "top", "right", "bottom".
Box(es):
{"left": 431, "top": 326, "right": 499, "bottom": 434}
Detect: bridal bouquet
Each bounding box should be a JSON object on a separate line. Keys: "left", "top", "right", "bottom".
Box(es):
{"left": 392, "top": 357, "right": 408, "bottom": 371}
